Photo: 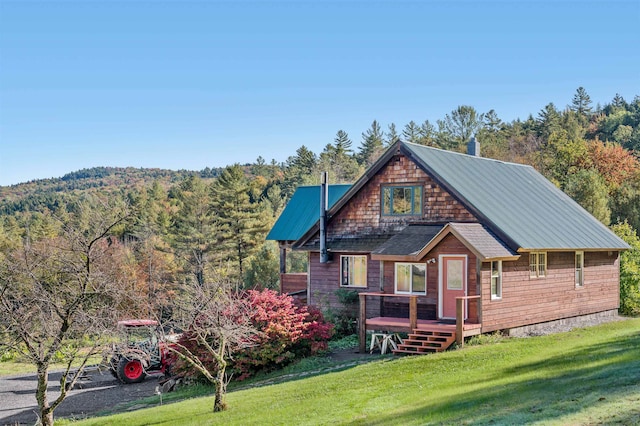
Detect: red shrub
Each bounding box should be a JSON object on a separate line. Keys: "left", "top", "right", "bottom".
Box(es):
{"left": 175, "top": 289, "right": 333, "bottom": 382}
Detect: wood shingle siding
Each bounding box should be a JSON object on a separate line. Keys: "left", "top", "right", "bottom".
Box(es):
{"left": 328, "top": 155, "right": 475, "bottom": 238}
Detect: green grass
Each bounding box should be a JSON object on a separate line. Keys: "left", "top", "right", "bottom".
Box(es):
{"left": 64, "top": 318, "right": 640, "bottom": 425}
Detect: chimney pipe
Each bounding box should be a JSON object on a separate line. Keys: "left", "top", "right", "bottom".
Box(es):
{"left": 467, "top": 136, "right": 480, "bottom": 157}
{"left": 319, "top": 172, "right": 329, "bottom": 263}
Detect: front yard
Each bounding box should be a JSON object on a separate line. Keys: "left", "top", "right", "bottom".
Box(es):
{"left": 62, "top": 317, "right": 640, "bottom": 425}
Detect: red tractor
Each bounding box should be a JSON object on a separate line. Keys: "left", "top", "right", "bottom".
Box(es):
{"left": 108, "top": 319, "right": 177, "bottom": 384}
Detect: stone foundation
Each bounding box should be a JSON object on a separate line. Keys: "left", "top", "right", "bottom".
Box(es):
{"left": 506, "top": 310, "right": 621, "bottom": 337}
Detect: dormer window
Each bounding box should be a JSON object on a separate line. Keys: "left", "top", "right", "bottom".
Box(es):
{"left": 382, "top": 185, "right": 423, "bottom": 216}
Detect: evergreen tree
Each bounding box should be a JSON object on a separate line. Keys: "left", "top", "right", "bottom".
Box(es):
{"left": 281, "top": 145, "right": 318, "bottom": 198}
{"left": 418, "top": 119, "right": 437, "bottom": 146}
{"left": 483, "top": 109, "right": 503, "bottom": 131}
{"left": 385, "top": 123, "right": 399, "bottom": 146}
{"left": 442, "top": 105, "right": 484, "bottom": 151}
{"left": 334, "top": 130, "right": 353, "bottom": 153}
{"left": 612, "top": 93, "right": 627, "bottom": 109}
{"left": 570, "top": 86, "right": 593, "bottom": 116}
{"left": 169, "top": 176, "right": 216, "bottom": 287}
{"left": 318, "top": 134, "right": 361, "bottom": 183}
{"left": 210, "top": 165, "right": 270, "bottom": 286}
{"left": 402, "top": 121, "right": 422, "bottom": 144}
{"left": 357, "top": 120, "right": 385, "bottom": 166}
{"left": 536, "top": 103, "right": 562, "bottom": 140}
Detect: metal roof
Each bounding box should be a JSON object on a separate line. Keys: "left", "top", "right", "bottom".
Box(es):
{"left": 266, "top": 184, "right": 351, "bottom": 241}
{"left": 401, "top": 142, "right": 629, "bottom": 251}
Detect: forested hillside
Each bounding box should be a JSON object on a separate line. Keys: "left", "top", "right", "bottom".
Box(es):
{"left": 1, "top": 88, "right": 639, "bottom": 317}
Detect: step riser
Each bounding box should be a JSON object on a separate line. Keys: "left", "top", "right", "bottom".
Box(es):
{"left": 393, "top": 328, "right": 456, "bottom": 355}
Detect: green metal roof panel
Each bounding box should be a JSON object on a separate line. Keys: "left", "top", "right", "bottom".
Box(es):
{"left": 266, "top": 184, "right": 351, "bottom": 241}
{"left": 402, "top": 142, "right": 629, "bottom": 251}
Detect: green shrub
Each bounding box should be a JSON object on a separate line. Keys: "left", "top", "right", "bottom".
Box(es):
{"left": 612, "top": 222, "right": 640, "bottom": 316}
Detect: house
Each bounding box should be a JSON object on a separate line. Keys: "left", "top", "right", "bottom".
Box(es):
{"left": 268, "top": 140, "right": 629, "bottom": 353}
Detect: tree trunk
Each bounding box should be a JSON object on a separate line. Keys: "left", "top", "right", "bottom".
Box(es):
{"left": 213, "top": 342, "right": 227, "bottom": 412}
{"left": 36, "top": 364, "right": 54, "bottom": 426}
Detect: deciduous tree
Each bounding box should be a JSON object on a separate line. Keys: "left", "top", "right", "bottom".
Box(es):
{"left": 0, "top": 197, "right": 133, "bottom": 426}
{"left": 171, "top": 278, "right": 259, "bottom": 412}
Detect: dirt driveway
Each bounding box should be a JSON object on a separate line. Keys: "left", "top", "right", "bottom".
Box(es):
{"left": 0, "top": 368, "right": 161, "bottom": 425}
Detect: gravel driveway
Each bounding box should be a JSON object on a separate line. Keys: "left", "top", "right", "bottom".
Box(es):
{"left": 0, "top": 368, "right": 161, "bottom": 425}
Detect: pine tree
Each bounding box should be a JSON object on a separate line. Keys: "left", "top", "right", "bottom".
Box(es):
{"left": 536, "top": 103, "right": 562, "bottom": 140}
{"left": 442, "top": 105, "right": 484, "bottom": 151}
{"left": 357, "top": 120, "right": 384, "bottom": 166}
{"left": 402, "top": 121, "right": 422, "bottom": 144}
{"left": 571, "top": 87, "right": 593, "bottom": 116}
{"left": 210, "top": 165, "right": 270, "bottom": 286}
{"left": 169, "top": 176, "right": 217, "bottom": 287}
{"left": 334, "top": 130, "right": 353, "bottom": 155}
{"left": 612, "top": 93, "right": 626, "bottom": 109}
{"left": 418, "top": 120, "right": 436, "bottom": 146}
{"left": 385, "top": 123, "right": 399, "bottom": 146}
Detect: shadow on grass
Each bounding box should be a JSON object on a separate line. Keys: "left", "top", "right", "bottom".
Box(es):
{"left": 358, "top": 330, "right": 640, "bottom": 425}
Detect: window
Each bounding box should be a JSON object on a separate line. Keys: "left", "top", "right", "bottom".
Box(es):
{"left": 575, "top": 251, "right": 584, "bottom": 287}
{"left": 395, "top": 263, "right": 426, "bottom": 295}
{"left": 529, "top": 252, "right": 546, "bottom": 278}
{"left": 382, "top": 185, "right": 422, "bottom": 216}
{"left": 490, "top": 261, "right": 502, "bottom": 300}
{"left": 341, "top": 255, "right": 367, "bottom": 287}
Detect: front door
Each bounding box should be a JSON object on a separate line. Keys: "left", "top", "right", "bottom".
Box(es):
{"left": 439, "top": 255, "right": 467, "bottom": 319}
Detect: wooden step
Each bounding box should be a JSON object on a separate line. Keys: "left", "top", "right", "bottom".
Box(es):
{"left": 393, "top": 327, "right": 456, "bottom": 355}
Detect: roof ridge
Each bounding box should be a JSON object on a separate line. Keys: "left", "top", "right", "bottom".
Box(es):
{"left": 402, "top": 140, "right": 534, "bottom": 169}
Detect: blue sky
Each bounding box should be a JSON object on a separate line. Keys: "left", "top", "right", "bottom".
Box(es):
{"left": 0, "top": 0, "right": 638, "bottom": 186}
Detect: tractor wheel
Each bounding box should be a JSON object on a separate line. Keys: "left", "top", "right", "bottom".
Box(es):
{"left": 117, "top": 358, "right": 146, "bottom": 384}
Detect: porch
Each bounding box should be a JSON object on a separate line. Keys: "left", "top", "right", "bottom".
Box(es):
{"left": 359, "top": 292, "right": 482, "bottom": 354}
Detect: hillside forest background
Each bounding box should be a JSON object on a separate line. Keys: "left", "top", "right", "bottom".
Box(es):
{"left": 1, "top": 88, "right": 640, "bottom": 319}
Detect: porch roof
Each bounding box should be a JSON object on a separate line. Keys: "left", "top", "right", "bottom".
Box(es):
{"left": 370, "top": 224, "right": 444, "bottom": 260}
{"left": 370, "top": 222, "right": 520, "bottom": 262}
{"left": 300, "top": 234, "right": 393, "bottom": 253}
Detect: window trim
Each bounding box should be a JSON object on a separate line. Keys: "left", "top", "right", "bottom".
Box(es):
{"left": 394, "top": 262, "right": 427, "bottom": 295}
{"left": 529, "top": 252, "right": 547, "bottom": 279}
{"left": 340, "top": 255, "right": 367, "bottom": 288}
{"left": 381, "top": 185, "right": 423, "bottom": 216}
{"left": 575, "top": 251, "right": 584, "bottom": 287}
{"left": 490, "top": 260, "right": 502, "bottom": 300}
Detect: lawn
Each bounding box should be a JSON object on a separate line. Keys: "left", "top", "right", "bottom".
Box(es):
{"left": 65, "top": 318, "right": 640, "bottom": 425}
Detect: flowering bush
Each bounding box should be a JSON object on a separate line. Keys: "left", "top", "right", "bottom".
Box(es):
{"left": 231, "top": 289, "right": 333, "bottom": 380}
{"left": 175, "top": 289, "right": 333, "bottom": 382}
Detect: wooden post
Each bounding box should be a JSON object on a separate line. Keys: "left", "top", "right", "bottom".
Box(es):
{"left": 409, "top": 296, "right": 417, "bottom": 332}
{"left": 279, "top": 245, "right": 287, "bottom": 274}
{"left": 456, "top": 297, "right": 464, "bottom": 347}
{"left": 359, "top": 293, "right": 367, "bottom": 353}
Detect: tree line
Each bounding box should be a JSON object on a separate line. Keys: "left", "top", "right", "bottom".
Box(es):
{"left": 1, "top": 87, "right": 639, "bottom": 423}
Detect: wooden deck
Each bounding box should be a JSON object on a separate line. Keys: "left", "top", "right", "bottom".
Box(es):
{"left": 365, "top": 317, "right": 482, "bottom": 334}
{"left": 358, "top": 292, "right": 483, "bottom": 354}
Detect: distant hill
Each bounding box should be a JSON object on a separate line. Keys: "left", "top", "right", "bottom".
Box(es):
{"left": 0, "top": 166, "right": 224, "bottom": 215}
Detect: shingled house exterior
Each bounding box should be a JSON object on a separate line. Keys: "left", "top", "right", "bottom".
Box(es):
{"left": 269, "top": 140, "right": 629, "bottom": 353}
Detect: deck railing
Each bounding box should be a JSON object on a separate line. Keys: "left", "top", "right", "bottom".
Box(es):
{"left": 456, "top": 295, "right": 481, "bottom": 347}
{"left": 358, "top": 292, "right": 418, "bottom": 353}
{"left": 358, "top": 292, "right": 482, "bottom": 353}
